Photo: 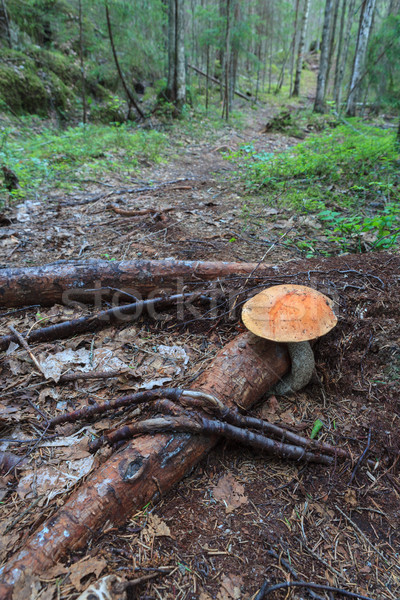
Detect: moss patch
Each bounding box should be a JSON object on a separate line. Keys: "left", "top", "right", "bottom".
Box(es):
{"left": 0, "top": 48, "right": 76, "bottom": 115}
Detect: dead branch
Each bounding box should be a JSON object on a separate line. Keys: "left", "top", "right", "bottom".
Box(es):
{"left": 7, "top": 325, "right": 45, "bottom": 376}
{"left": 88, "top": 411, "right": 334, "bottom": 465}
{"left": 48, "top": 388, "right": 183, "bottom": 428}
{"left": 0, "top": 258, "right": 274, "bottom": 307}
{"left": 0, "top": 332, "right": 289, "bottom": 594}
{"left": 179, "top": 396, "right": 350, "bottom": 459}
{"left": 0, "top": 292, "right": 210, "bottom": 352}
{"left": 255, "top": 580, "right": 375, "bottom": 600}
{"left": 108, "top": 204, "right": 174, "bottom": 217}
{"left": 188, "top": 63, "right": 253, "bottom": 101}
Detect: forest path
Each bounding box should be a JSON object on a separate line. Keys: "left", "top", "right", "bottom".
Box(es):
{"left": 0, "top": 107, "right": 305, "bottom": 269}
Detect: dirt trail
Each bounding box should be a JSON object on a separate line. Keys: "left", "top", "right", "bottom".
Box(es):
{"left": 0, "top": 111, "right": 301, "bottom": 269}
{"left": 0, "top": 111, "right": 399, "bottom": 600}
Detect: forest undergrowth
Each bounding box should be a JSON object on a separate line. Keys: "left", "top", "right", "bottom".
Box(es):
{"left": 229, "top": 116, "right": 400, "bottom": 255}
{"left": 1, "top": 103, "right": 399, "bottom": 258}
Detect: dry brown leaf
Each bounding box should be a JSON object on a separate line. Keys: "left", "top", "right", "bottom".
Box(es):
{"left": 147, "top": 513, "right": 173, "bottom": 538}
{"left": 260, "top": 395, "right": 280, "bottom": 422}
{"left": 0, "top": 403, "right": 20, "bottom": 422}
{"left": 213, "top": 474, "right": 248, "bottom": 514}
{"left": 344, "top": 489, "right": 358, "bottom": 507}
{"left": 217, "top": 573, "right": 243, "bottom": 600}
{"left": 279, "top": 409, "right": 296, "bottom": 425}
{"left": 12, "top": 569, "right": 42, "bottom": 600}
{"left": 69, "top": 556, "right": 108, "bottom": 591}
{"left": 199, "top": 591, "right": 213, "bottom": 600}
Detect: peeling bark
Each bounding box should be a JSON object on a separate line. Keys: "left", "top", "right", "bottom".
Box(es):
{"left": 0, "top": 258, "right": 274, "bottom": 308}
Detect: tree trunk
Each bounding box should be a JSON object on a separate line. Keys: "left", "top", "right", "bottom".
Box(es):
{"left": 326, "top": 0, "right": 340, "bottom": 92}
{"left": 289, "top": 0, "right": 301, "bottom": 96}
{"left": 333, "top": 0, "right": 347, "bottom": 105}
{"left": 166, "top": 0, "right": 186, "bottom": 111}
{"left": 222, "top": 0, "right": 231, "bottom": 119}
{"left": 345, "top": 0, "right": 377, "bottom": 116}
{"left": 334, "top": 0, "right": 355, "bottom": 109}
{"left": 292, "top": 0, "right": 311, "bottom": 97}
{"left": 0, "top": 0, "right": 12, "bottom": 48}
{"left": 314, "top": 0, "right": 334, "bottom": 112}
{"left": 78, "top": 0, "right": 87, "bottom": 124}
{"left": 0, "top": 333, "right": 289, "bottom": 596}
{"left": 0, "top": 258, "right": 277, "bottom": 308}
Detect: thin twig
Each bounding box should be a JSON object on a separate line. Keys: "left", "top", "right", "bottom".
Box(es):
{"left": 349, "top": 427, "right": 372, "bottom": 484}
{"left": 8, "top": 325, "right": 45, "bottom": 377}
{"left": 255, "top": 580, "right": 375, "bottom": 600}
{"left": 266, "top": 549, "right": 325, "bottom": 600}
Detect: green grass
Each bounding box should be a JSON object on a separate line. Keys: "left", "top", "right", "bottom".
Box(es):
{"left": 0, "top": 101, "right": 247, "bottom": 205}
{"left": 231, "top": 118, "right": 400, "bottom": 254}
{"left": 0, "top": 119, "right": 169, "bottom": 202}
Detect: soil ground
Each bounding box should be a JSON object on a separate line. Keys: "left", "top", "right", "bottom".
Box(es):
{"left": 0, "top": 105, "right": 399, "bottom": 600}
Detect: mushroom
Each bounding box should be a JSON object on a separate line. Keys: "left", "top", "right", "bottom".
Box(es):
{"left": 242, "top": 284, "right": 337, "bottom": 395}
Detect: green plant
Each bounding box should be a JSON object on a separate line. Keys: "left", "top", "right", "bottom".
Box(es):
{"left": 229, "top": 118, "right": 400, "bottom": 255}
{"left": 0, "top": 120, "right": 168, "bottom": 204}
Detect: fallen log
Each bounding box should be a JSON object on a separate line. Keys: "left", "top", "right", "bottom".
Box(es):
{"left": 0, "top": 332, "right": 290, "bottom": 598}
{"left": 187, "top": 64, "right": 253, "bottom": 102}
{"left": 0, "top": 258, "right": 273, "bottom": 308}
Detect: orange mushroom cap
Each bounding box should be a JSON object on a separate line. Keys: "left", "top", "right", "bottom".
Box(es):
{"left": 242, "top": 284, "right": 337, "bottom": 343}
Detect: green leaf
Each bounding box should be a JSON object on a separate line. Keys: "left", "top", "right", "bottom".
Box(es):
{"left": 310, "top": 419, "right": 324, "bottom": 439}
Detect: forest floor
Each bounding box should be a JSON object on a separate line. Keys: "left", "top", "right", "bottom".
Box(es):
{"left": 0, "top": 102, "right": 399, "bottom": 600}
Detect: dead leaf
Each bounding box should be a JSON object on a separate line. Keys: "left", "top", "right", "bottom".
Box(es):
{"left": 279, "top": 409, "right": 296, "bottom": 425}
{"left": 213, "top": 474, "right": 248, "bottom": 514}
{"left": 0, "top": 451, "right": 26, "bottom": 474}
{"left": 0, "top": 403, "right": 21, "bottom": 422}
{"left": 344, "top": 489, "right": 358, "bottom": 507}
{"left": 17, "top": 455, "right": 95, "bottom": 500}
{"left": 38, "top": 348, "right": 128, "bottom": 382}
{"left": 75, "top": 575, "right": 126, "bottom": 600}
{"left": 69, "top": 556, "right": 107, "bottom": 591}
{"left": 199, "top": 592, "right": 213, "bottom": 600}
{"left": 147, "top": 513, "right": 173, "bottom": 538}
{"left": 12, "top": 569, "right": 42, "bottom": 600}
{"left": 217, "top": 573, "right": 243, "bottom": 600}
{"left": 260, "top": 395, "right": 280, "bottom": 421}
{"left": 38, "top": 387, "right": 60, "bottom": 403}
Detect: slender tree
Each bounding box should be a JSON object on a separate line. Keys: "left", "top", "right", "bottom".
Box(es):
{"left": 334, "top": 0, "right": 355, "bottom": 109}
{"left": 222, "top": 0, "right": 231, "bottom": 119}
{"left": 105, "top": 1, "right": 144, "bottom": 120}
{"left": 346, "top": 0, "right": 377, "bottom": 116}
{"left": 293, "top": 0, "right": 310, "bottom": 96}
{"left": 314, "top": 0, "right": 335, "bottom": 112}
{"left": 326, "top": 0, "right": 340, "bottom": 89}
{"left": 0, "top": 0, "right": 11, "bottom": 47}
{"left": 166, "top": 0, "right": 186, "bottom": 112}
{"left": 78, "top": 0, "right": 87, "bottom": 124}
{"left": 289, "top": 0, "right": 301, "bottom": 96}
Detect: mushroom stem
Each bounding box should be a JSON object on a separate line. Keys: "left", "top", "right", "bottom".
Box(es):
{"left": 272, "top": 341, "right": 315, "bottom": 395}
